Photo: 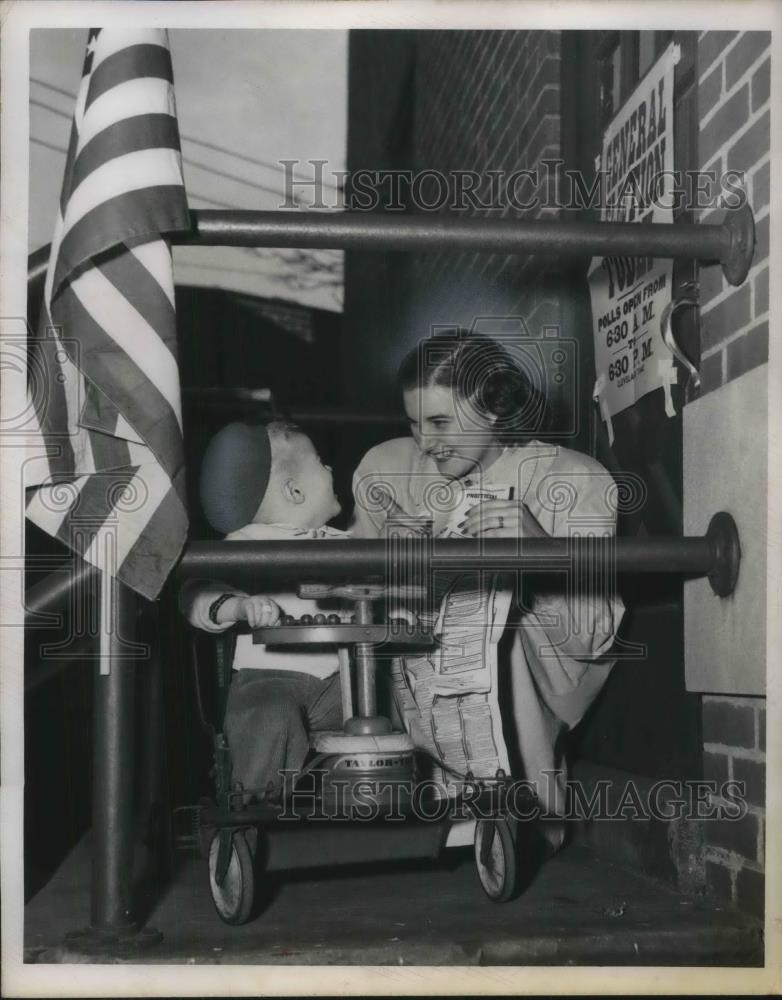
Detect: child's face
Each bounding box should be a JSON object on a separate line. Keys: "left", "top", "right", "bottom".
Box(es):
{"left": 293, "top": 435, "right": 341, "bottom": 525}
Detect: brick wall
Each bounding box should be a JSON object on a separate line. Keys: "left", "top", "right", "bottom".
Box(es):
{"left": 702, "top": 696, "right": 766, "bottom": 917}
{"left": 697, "top": 31, "right": 770, "bottom": 393}
{"left": 695, "top": 30, "right": 770, "bottom": 918}
{"left": 343, "top": 28, "right": 576, "bottom": 442}
{"left": 408, "top": 30, "right": 565, "bottom": 349}
{"left": 342, "top": 31, "right": 416, "bottom": 415}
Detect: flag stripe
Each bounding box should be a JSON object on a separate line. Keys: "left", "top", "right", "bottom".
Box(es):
{"left": 90, "top": 28, "right": 167, "bottom": 73}
{"left": 83, "top": 463, "right": 172, "bottom": 570}
{"left": 26, "top": 478, "right": 84, "bottom": 538}
{"left": 115, "top": 413, "right": 146, "bottom": 446}
{"left": 57, "top": 281, "right": 184, "bottom": 482}
{"left": 82, "top": 381, "right": 134, "bottom": 463}
{"left": 86, "top": 43, "right": 173, "bottom": 111}
{"left": 58, "top": 70, "right": 91, "bottom": 215}
{"left": 68, "top": 260, "right": 182, "bottom": 427}
{"left": 60, "top": 124, "right": 80, "bottom": 218}
{"left": 95, "top": 243, "right": 179, "bottom": 361}
{"left": 28, "top": 28, "right": 189, "bottom": 600}
{"left": 129, "top": 241, "right": 176, "bottom": 308}
{"left": 76, "top": 77, "right": 176, "bottom": 153}
{"left": 60, "top": 147, "right": 184, "bottom": 246}
{"left": 52, "top": 185, "right": 188, "bottom": 296}
{"left": 116, "top": 480, "right": 187, "bottom": 598}
{"left": 54, "top": 468, "right": 137, "bottom": 549}
{"left": 87, "top": 426, "right": 132, "bottom": 471}
{"left": 71, "top": 114, "right": 182, "bottom": 194}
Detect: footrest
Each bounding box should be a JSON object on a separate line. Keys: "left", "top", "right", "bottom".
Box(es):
{"left": 253, "top": 624, "right": 435, "bottom": 646}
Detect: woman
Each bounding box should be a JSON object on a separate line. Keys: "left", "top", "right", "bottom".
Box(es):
{"left": 351, "top": 331, "right": 624, "bottom": 854}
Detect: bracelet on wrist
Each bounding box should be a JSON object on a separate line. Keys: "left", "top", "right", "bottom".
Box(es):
{"left": 208, "top": 593, "right": 236, "bottom": 625}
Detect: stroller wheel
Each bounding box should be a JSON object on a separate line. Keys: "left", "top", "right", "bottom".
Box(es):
{"left": 208, "top": 829, "right": 255, "bottom": 924}
{"left": 474, "top": 817, "right": 518, "bottom": 903}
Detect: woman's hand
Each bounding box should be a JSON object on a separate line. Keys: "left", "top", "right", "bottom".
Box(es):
{"left": 458, "top": 500, "right": 548, "bottom": 538}
{"left": 381, "top": 516, "right": 433, "bottom": 540}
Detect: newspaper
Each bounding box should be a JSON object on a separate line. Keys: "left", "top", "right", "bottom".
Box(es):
{"left": 392, "top": 483, "right": 515, "bottom": 794}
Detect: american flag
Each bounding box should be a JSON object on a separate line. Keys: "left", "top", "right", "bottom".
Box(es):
{"left": 26, "top": 28, "right": 190, "bottom": 601}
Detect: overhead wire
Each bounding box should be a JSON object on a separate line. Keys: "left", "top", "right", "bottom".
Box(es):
{"left": 29, "top": 77, "right": 344, "bottom": 194}
{"left": 29, "top": 76, "right": 344, "bottom": 298}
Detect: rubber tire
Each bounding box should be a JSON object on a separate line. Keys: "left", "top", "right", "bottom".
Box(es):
{"left": 474, "top": 818, "right": 518, "bottom": 903}
{"left": 208, "top": 829, "right": 255, "bottom": 925}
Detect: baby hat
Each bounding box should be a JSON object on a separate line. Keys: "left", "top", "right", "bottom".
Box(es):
{"left": 199, "top": 422, "right": 273, "bottom": 534}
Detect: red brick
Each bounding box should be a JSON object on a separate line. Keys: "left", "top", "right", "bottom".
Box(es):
{"left": 735, "top": 865, "right": 765, "bottom": 919}
{"left": 725, "top": 321, "right": 768, "bottom": 382}
{"left": 752, "top": 58, "right": 770, "bottom": 111}
{"left": 753, "top": 268, "right": 768, "bottom": 316}
{"left": 705, "top": 810, "right": 759, "bottom": 860}
{"left": 699, "top": 350, "right": 723, "bottom": 395}
{"left": 727, "top": 112, "right": 770, "bottom": 174}
{"left": 699, "top": 62, "right": 723, "bottom": 119}
{"left": 704, "top": 750, "right": 730, "bottom": 785}
{"left": 699, "top": 85, "right": 749, "bottom": 166}
{"left": 732, "top": 756, "right": 765, "bottom": 809}
{"left": 705, "top": 858, "right": 734, "bottom": 903}
{"left": 754, "top": 213, "right": 769, "bottom": 264}
{"left": 725, "top": 32, "right": 771, "bottom": 90}
{"left": 700, "top": 285, "right": 751, "bottom": 351}
{"left": 699, "top": 262, "right": 724, "bottom": 306}
{"left": 753, "top": 161, "right": 769, "bottom": 213}
{"left": 702, "top": 697, "right": 755, "bottom": 748}
{"left": 699, "top": 32, "right": 739, "bottom": 77}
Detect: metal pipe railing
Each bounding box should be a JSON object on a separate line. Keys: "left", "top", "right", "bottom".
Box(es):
{"left": 28, "top": 204, "right": 756, "bottom": 288}
{"left": 178, "top": 512, "right": 740, "bottom": 598}
{"left": 25, "top": 512, "right": 739, "bottom": 635}
{"left": 176, "top": 205, "right": 755, "bottom": 286}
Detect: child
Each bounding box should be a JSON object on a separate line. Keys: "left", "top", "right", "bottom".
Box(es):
{"left": 180, "top": 420, "right": 348, "bottom": 801}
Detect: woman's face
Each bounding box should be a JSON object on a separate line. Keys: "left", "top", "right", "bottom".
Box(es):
{"left": 403, "top": 384, "right": 502, "bottom": 480}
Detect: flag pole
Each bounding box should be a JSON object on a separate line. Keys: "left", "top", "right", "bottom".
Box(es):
{"left": 64, "top": 575, "right": 162, "bottom": 952}
{"left": 91, "top": 574, "right": 137, "bottom": 932}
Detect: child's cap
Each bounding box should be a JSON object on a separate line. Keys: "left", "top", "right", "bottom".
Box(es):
{"left": 199, "top": 422, "right": 272, "bottom": 534}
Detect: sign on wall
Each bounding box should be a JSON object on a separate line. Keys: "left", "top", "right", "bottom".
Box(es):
{"left": 590, "top": 44, "right": 680, "bottom": 442}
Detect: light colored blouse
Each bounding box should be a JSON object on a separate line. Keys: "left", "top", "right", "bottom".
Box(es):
{"left": 351, "top": 437, "right": 625, "bottom": 725}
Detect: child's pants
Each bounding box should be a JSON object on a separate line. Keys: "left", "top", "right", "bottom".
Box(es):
{"left": 223, "top": 669, "right": 343, "bottom": 798}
